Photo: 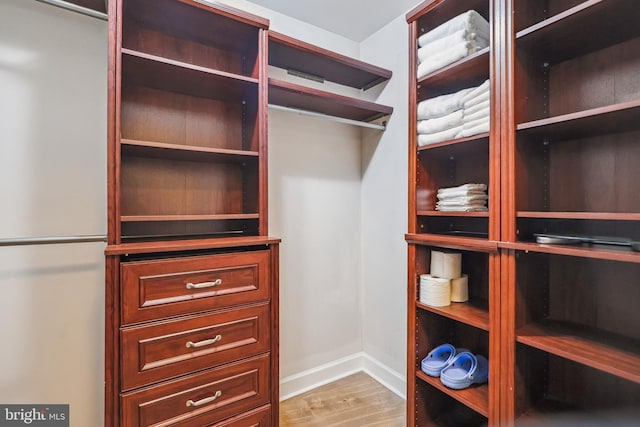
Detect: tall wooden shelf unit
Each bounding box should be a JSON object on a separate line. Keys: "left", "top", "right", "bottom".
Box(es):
{"left": 106, "top": 0, "right": 279, "bottom": 425}
{"left": 407, "top": 0, "right": 640, "bottom": 426}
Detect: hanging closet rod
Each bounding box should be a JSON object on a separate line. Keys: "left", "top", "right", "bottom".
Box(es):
{"left": 0, "top": 235, "right": 107, "bottom": 247}
{"left": 268, "top": 104, "right": 387, "bottom": 130}
{"left": 34, "top": 0, "right": 108, "bottom": 21}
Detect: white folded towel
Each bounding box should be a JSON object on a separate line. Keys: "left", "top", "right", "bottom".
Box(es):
{"left": 417, "top": 109, "right": 464, "bottom": 135}
{"left": 462, "top": 79, "right": 490, "bottom": 102}
{"left": 459, "top": 117, "right": 490, "bottom": 138}
{"left": 463, "top": 88, "right": 490, "bottom": 108}
{"left": 417, "top": 40, "right": 482, "bottom": 79}
{"left": 417, "top": 86, "right": 474, "bottom": 120}
{"left": 438, "top": 183, "right": 487, "bottom": 194}
{"left": 418, "top": 29, "right": 489, "bottom": 64}
{"left": 437, "top": 190, "right": 487, "bottom": 200}
{"left": 418, "top": 10, "right": 490, "bottom": 48}
{"left": 436, "top": 204, "right": 488, "bottom": 212}
{"left": 464, "top": 99, "right": 490, "bottom": 116}
{"left": 437, "top": 195, "right": 489, "bottom": 206}
{"left": 417, "top": 125, "right": 463, "bottom": 146}
{"left": 464, "top": 105, "right": 490, "bottom": 123}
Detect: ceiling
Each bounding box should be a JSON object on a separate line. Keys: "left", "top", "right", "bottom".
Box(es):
{"left": 247, "top": 0, "right": 420, "bottom": 41}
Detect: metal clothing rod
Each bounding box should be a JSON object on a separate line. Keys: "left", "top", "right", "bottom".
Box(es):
{"left": 34, "top": 0, "right": 108, "bottom": 21}
{"left": 268, "top": 104, "right": 387, "bottom": 131}
{"left": 0, "top": 235, "right": 107, "bottom": 247}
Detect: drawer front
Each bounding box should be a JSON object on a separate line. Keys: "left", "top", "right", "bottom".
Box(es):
{"left": 121, "top": 250, "right": 270, "bottom": 324}
{"left": 121, "top": 303, "right": 270, "bottom": 391}
{"left": 121, "top": 354, "right": 270, "bottom": 427}
{"left": 211, "top": 405, "right": 271, "bottom": 426}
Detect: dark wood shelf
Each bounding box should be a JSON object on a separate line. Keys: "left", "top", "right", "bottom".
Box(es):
{"left": 405, "top": 233, "right": 497, "bottom": 253}
{"left": 417, "top": 48, "right": 490, "bottom": 98}
{"left": 121, "top": 49, "right": 258, "bottom": 100}
{"left": 121, "top": 214, "right": 259, "bottom": 222}
{"left": 417, "top": 133, "right": 490, "bottom": 152}
{"left": 517, "top": 321, "right": 640, "bottom": 384}
{"left": 406, "top": 0, "right": 488, "bottom": 28}
{"left": 416, "top": 371, "right": 489, "bottom": 418}
{"left": 418, "top": 211, "right": 489, "bottom": 218}
{"left": 121, "top": 139, "right": 259, "bottom": 163}
{"left": 517, "top": 99, "right": 640, "bottom": 142}
{"left": 268, "top": 32, "right": 391, "bottom": 90}
{"left": 268, "top": 78, "right": 393, "bottom": 122}
{"left": 517, "top": 211, "right": 640, "bottom": 221}
{"left": 516, "top": 0, "right": 640, "bottom": 65}
{"left": 105, "top": 236, "right": 281, "bottom": 256}
{"left": 417, "top": 301, "right": 489, "bottom": 331}
{"left": 500, "top": 241, "right": 640, "bottom": 264}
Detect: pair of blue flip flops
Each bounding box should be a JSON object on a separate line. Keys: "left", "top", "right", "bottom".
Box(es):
{"left": 420, "top": 343, "right": 488, "bottom": 390}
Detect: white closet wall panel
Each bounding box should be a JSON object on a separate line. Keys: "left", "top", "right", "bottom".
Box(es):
{"left": 0, "top": 1, "right": 107, "bottom": 425}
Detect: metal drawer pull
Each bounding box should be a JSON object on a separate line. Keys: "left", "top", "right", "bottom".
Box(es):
{"left": 186, "top": 390, "right": 222, "bottom": 407}
{"left": 186, "top": 278, "right": 222, "bottom": 290}
{"left": 186, "top": 334, "right": 222, "bottom": 349}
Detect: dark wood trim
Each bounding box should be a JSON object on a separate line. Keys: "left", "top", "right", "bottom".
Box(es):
{"left": 405, "top": 233, "right": 499, "bottom": 253}
{"left": 406, "top": 243, "right": 417, "bottom": 426}
{"left": 407, "top": 22, "right": 418, "bottom": 235}
{"left": 259, "top": 29, "right": 269, "bottom": 237}
{"left": 405, "top": 0, "right": 442, "bottom": 23}
{"left": 105, "top": 236, "right": 281, "bottom": 256}
{"left": 418, "top": 211, "right": 489, "bottom": 218}
{"left": 517, "top": 212, "right": 640, "bottom": 220}
{"left": 178, "top": 0, "right": 269, "bottom": 29}
{"left": 104, "top": 255, "right": 120, "bottom": 427}
{"left": 417, "top": 301, "right": 489, "bottom": 331}
{"left": 269, "top": 244, "right": 280, "bottom": 425}
{"left": 268, "top": 31, "right": 392, "bottom": 90}
{"left": 499, "top": 241, "right": 640, "bottom": 264}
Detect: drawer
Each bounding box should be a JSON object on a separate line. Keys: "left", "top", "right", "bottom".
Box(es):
{"left": 121, "top": 250, "right": 270, "bottom": 324}
{"left": 121, "top": 303, "right": 270, "bottom": 391}
{"left": 121, "top": 354, "right": 270, "bottom": 427}
{"left": 211, "top": 405, "right": 271, "bottom": 426}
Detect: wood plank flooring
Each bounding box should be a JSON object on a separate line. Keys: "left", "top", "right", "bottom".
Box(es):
{"left": 279, "top": 372, "right": 406, "bottom": 426}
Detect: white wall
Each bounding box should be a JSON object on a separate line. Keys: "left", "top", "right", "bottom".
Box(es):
{"left": 359, "top": 15, "right": 410, "bottom": 397}
{"left": 0, "top": 1, "right": 107, "bottom": 426}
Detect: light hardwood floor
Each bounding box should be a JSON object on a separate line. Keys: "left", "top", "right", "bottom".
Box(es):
{"left": 279, "top": 372, "right": 406, "bottom": 426}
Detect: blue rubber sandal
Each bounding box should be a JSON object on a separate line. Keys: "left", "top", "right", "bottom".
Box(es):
{"left": 440, "top": 351, "right": 488, "bottom": 389}
{"left": 421, "top": 344, "right": 468, "bottom": 377}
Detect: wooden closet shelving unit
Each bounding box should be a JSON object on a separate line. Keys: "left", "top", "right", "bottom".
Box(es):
{"left": 407, "top": 0, "right": 640, "bottom": 425}
{"left": 106, "top": 1, "right": 280, "bottom": 426}
{"left": 267, "top": 31, "right": 393, "bottom": 125}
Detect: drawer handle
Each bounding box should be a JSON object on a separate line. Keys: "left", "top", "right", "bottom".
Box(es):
{"left": 185, "top": 334, "right": 222, "bottom": 349}
{"left": 186, "top": 390, "right": 222, "bottom": 408}
{"left": 186, "top": 278, "right": 222, "bottom": 290}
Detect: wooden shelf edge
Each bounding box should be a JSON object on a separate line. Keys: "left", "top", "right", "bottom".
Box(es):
{"left": 418, "top": 211, "right": 489, "bottom": 218}
{"left": 183, "top": 0, "right": 269, "bottom": 29}
{"left": 121, "top": 214, "right": 259, "bottom": 222}
{"left": 416, "top": 371, "right": 489, "bottom": 417}
{"left": 268, "top": 77, "right": 393, "bottom": 122}
{"left": 121, "top": 48, "right": 259, "bottom": 85}
{"left": 417, "top": 132, "right": 490, "bottom": 151}
{"left": 499, "top": 241, "right": 640, "bottom": 263}
{"left": 517, "top": 211, "right": 640, "bottom": 220}
{"left": 405, "top": 233, "right": 498, "bottom": 253}
{"left": 516, "top": 0, "right": 602, "bottom": 40}
{"left": 516, "top": 323, "right": 640, "bottom": 384}
{"left": 417, "top": 301, "right": 490, "bottom": 331}
{"left": 121, "top": 139, "right": 259, "bottom": 158}
{"left": 105, "top": 236, "right": 281, "bottom": 256}
{"left": 268, "top": 31, "right": 392, "bottom": 90}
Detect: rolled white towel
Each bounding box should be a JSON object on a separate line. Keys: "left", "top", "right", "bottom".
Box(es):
{"left": 417, "top": 125, "right": 463, "bottom": 146}
{"left": 418, "top": 29, "right": 489, "bottom": 64}
{"left": 417, "top": 109, "right": 464, "bottom": 135}
{"left": 417, "top": 40, "right": 481, "bottom": 79}
{"left": 459, "top": 116, "right": 490, "bottom": 138}
{"left": 418, "top": 10, "right": 490, "bottom": 48}
{"left": 417, "top": 86, "right": 474, "bottom": 120}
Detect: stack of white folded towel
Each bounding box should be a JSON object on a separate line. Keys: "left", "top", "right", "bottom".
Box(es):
{"left": 417, "top": 10, "right": 490, "bottom": 79}
{"left": 436, "top": 183, "right": 488, "bottom": 212}
{"left": 417, "top": 79, "right": 490, "bottom": 146}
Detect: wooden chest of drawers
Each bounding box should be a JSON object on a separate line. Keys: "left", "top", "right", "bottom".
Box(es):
{"left": 105, "top": 241, "right": 279, "bottom": 426}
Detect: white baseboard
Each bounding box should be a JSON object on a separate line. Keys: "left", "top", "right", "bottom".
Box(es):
{"left": 279, "top": 352, "right": 406, "bottom": 401}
